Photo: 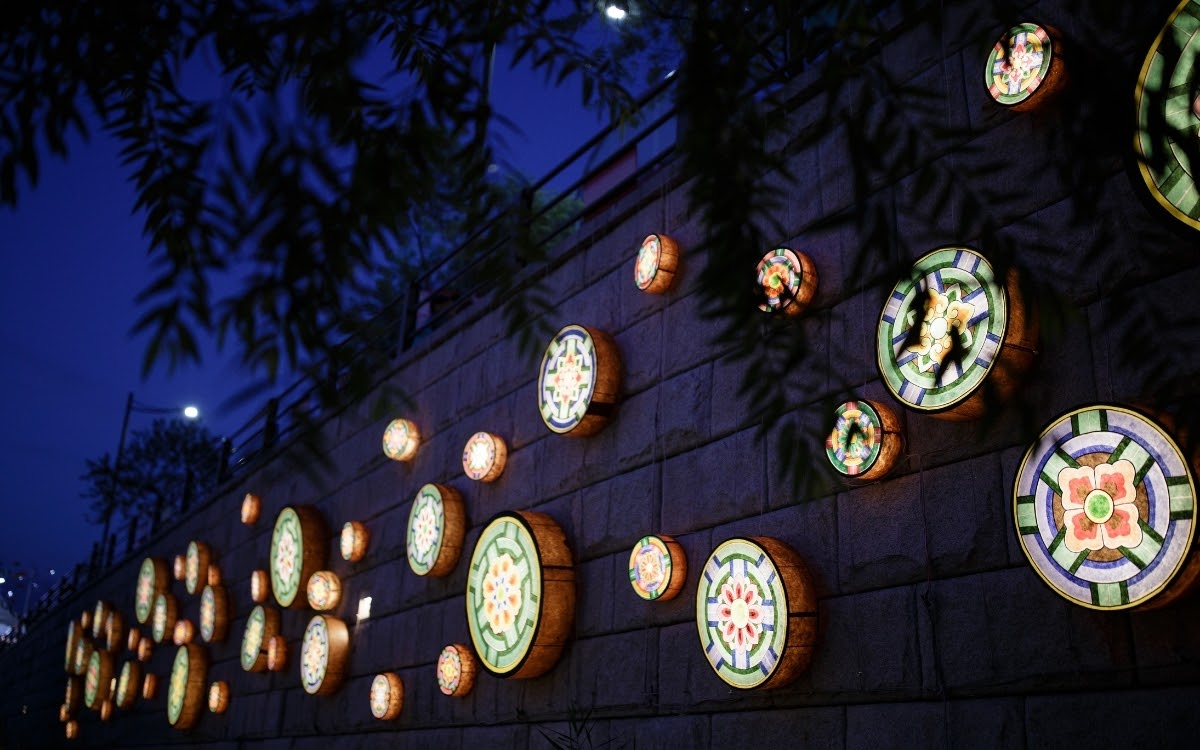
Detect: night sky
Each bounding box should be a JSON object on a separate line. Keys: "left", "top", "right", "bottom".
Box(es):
{"left": 0, "top": 42, "right": 612, "bottom": 612}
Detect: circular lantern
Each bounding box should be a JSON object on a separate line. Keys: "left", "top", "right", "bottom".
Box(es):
{"left": 83, "top": 649, "right": 113, "bottom": 708}
{"left": 628, "top": 534, "right": 687, "bottom": 602}
{"left": 369, "top": 672, "right": 404, "bottom": 720}
{"left": 72, "top": 634, "right": 92, "bottom": 676}
{"left": 299, "top": 615, "right": 350, "bottom": 695}
{"left": 104, "top": 611, "right": 125, "bottom": 653}
{"left": 91, "top": 601, "right": 111, "bottom": 639}
{"left": 756, "top": 248, "right": 818, "bottom": 316}
{"left": 59, "top": 703, "right": 70, "bottom": 723}
{"left": 152, "top": 593, "right": 178, "bottom": 644}
{"left": 173, "top": 554, "right": 186, "bottom": 581}
{"left": 173, "top": 619, "right": 195, "bottom": 646}
{"left": 240, "top": 605, "right": 280, "bottom": 672}
{"left": 267, "top": 635, "right": 288, "bottom": 672}
{"left": 633, "top": 233, "right": 681, "bottom": 294}
{"left": 142, "top": 673, "right": 158, "bottom": 700}
{"left": 99, "top": 698, "right": 113, "bottom": 722}
{"left": 207, "top": 563, "right": 222, "bottom": 587}
{"left": 241, "top": 493, "right": 262, "bottom": 525}
{"left": 208, "top": 681, "right": 229, "bottom": 714}
{"left": 462, "top": 431, "right": 508, "bottom": 482}
{"left": 184, "top": 541, "right": 211, "bottom": 596}
{"left": 465, "top": 511, "right": 575, "bottom": 679}
{"left": 199, "top": 584, "right": 229, "bottom": 643}
{"left": 382, "top": 418, "right": 421, "bottom": 461}
{"left": 696, "top": 537, "right": 818, "bottom": 690}
{"left": 126, "top": 626, "right": 141, "bottom": 653}
{"left": 137, "top": 637, "right": 153, "bottom": 663}
{"left": 270, "top": 505, "right": 329, "bottom": 609}
{"left": 114, "top": 661, "right": 141, "bottom": 709}
{"left": 341, "top": 521, "right": 369, "bottom": 562}
{"left": 65, "top": 720, "right": 79, "bottom": 740}
{"left": 1014, "top": 405, "right": 1200, "bottom": 610}
{"left": 65, "top": 676, "right": 82, "bottom": 715}
{"left": 1135, "top": 0, "right": 1200, "bottom": 232}
{"left": 134, "top": 557, "right": 169, "bottom": 625}
{"left": 65, "top": 620, "right": 84, "bottom": 673}
{"left": 985, "top": 23, "right": 1065, "bottom": 110}
{"left": 167, "top": 644, "right": 208, "bottom": 730}
{"left": 436, "top": 643, "right": 478, "bottom": 697}
{"left": 250, "top": 569, "right": 271, "bottom": 603}
{"left": 825, "top": 399, "right": 903, "bottom": 480}
{"left": 406, "top": 483, "right": 466, "bottom": 577}
{"left": 306, "top": 571, "right": 342, "bottom": 611}
{"left": 876, "top": 247, "right": 1035, "bottom": 420}
{"left": 537, "top": 324, "right": 621, "bottom": 436}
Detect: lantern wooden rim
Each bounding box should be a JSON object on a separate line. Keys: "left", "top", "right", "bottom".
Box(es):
{"left": 99, "top": 698, "right": 113, "bottom": 722}
{"left": 825, "top": 399, "right": 903, "bottom": 481}
{"left": 208, "top": 681, "right": 230, "bottom": 714}
{"left": 406, "top": 483, "right": 467, "bottom": 577}
{"left": 173, "top": 619, "right": 196, "bottom": 646}
{"left": 267, "top": 634, "right": 289, "bottom": 672}
{"left": 537, "top": 324, "right": 622, "bottom": 437}
{"left": 240, "top": 605, "right": 281, "bottom": 673}
{"left": 628, "top": 534, "right": 688, "bottom": 602}
{"left": 71, "top": 633, "right": 93, "bottom": 675}
{"left": 382, "top": 417, "right": 421, "bottom": 461}
{"left": 241, "top": 493, "right": 262, "bottom": 525}
{"left": 126, "top": 626, "right": 141, "bottom": 653}
{"left": 104, "top": 611, "right": 125, "bottom": 653}
{"left": 65, "top": 720, "right": 79, "bottom": 740}
{"left": 59, "top": 703, "right": 71, "bottom": 723}
{"left": 340, "top": 521, "right": 369, "bottom": 562}
{"left": 142, "top": 673, "right": 158, "bottom": 701}
{"left": 756, "top": 247, "right": 818, "bottom": 316}
{"left": 250, "top": 569, "right": 270, "bottom": 603}
{"left": 173, "top": 554, "right": 186, "bottom": 581}
{"left": 114, "top": 660, "right": 141, "bottom": 709}
{"left": 985, "top": 22, "right": 1066, "bottom": 112}
{"left": 207, "top": 563, "right": 222, "bottom": 587}
{"left": 270, "top": 505, "right": 329, "bottom": 609}
{"left": 200, "top": 584, "right": 230, "bottom": 644}
{"left": 465, "top": 510, "right": 575, "bottom": 679}
{"left": 437, "top": 643, "right": 478, "bottom": 697}
{"left": 299, "top": 615, "right": 350, "bottom": 695}
{"left": 370, "top": 672, "right": 404, "bottom": 720}
{"left": 462, "top": 431, "right": 509, "bottom": 482}
{"left": 167, "top": 644, "right": 208, "bottom": 730}
{"left": 633, "top": 233, "right": 681, "bottom": 295}
{"left": 306, "top": 570, "right": 343, "bottom": 611}
{"left": 695, "top": 536, "right": 818, "bottom": 690}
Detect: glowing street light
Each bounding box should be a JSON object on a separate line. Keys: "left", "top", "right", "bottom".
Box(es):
{"left": 604, "top": 2, "right": 628, "bottom": 21}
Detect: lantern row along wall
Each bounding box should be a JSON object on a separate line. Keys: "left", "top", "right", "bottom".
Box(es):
{"left": 6, "top": 2, "right": 1200, "bottom": 747}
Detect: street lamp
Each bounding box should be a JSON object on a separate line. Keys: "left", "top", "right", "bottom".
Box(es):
{"left": 98, "top": 392, "right": 200, "bottom": 564}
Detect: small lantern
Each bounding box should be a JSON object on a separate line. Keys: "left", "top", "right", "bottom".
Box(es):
{"left": 240, "top": 605, "right": 280, "bottom": 673}
{"left": 370, "top": 672, "right": 404, "bottom": 720}
{"left": 985, "top": 23, "right": 1065, "bottom": 111}
{"left": 208, "top": 681, "right": 229, "bottom": 714}
{"left": 64, "top": 676, "right": 82, "bottom": 714}
{"left": 173, "top": 554, "right": 186, "bottom": 581}
{"left": 65, "top": 720, "right": 79, "bottom": 740}
{"left": 340, "top": 521, "right": 369, "bottom": 562}
{"left": 537, "top": 324, "right": 621, "bottom": 436}
{"left": 79, "top": 610, "right": 92, "bottom": 632}
{"left": 633, "top": 233, "right": 681, "bottom": 294}
{"left": 270, "top": 505, "right": 330, "bottom": 609}
{"left": 64, "top": 620, "right": 83, "bottom": 674}
{"left": 241, "top": 493, "right": 262, "bottom": 525}
{"left": 98, "top": 698, "right": 113, "bottom": 722}
{"left": 306, "top": 571, "right": 342, "bottom": 611}
{"left": 184, "top": 540, "right": 212, "bottom": 596}
{"left": 462, "top": 431, "right": 508, "bottom": 482}
{"left": 267, "top": 635, "right": 289, "bottom": 672}
{"left": 628, "top": 534, "right": 687, "bottom": 602}
{"left": 137, "top": 637, "right": 153, "bottom": 663}
{"left": 126, "top": 627, "right": 141, "bottom": 653}
{"left": 167, "top": 644, "right": 209, "bottom": 730}
{"left": 59, "top": 703, "right": 71, "bottom": 722}
{"left": 91, "top": 601, "right": 111, "bottom": 640}
{"left": 250, "top": 569, "right": 270, "bottom": 603}
{"left": 134, "top": 557, "right": 168, "bottom": 625}
{"left": 756, "top": 247, "right": 818, "bottom": 316}
{"left": 825, "top": 399, "right": 902, "bottom": 481}
{"left": 207, "top": 563, "right": 222, "bottom": 587}
{"left": 407, "top": 483, "right": 466, "bottom": 577}
{"left": 114, "top": 661, "right": 141, "bottom": 709}
{"left": 104, "top": 611, "right": 124, "bottom": 653}
{"left": 83, "top": 649, "right": 113, "bottom": 708}
{"left": 142, "top": 673, "right": 158, "bottom": 700}
{"left": 382, "top": 418, "right": 420, "bottom": 461}
{"left": 437, "top": 643, "right": 478, "bottom": 697}
{"left": 173, "top": 619, "right": 195, "bottom": 646}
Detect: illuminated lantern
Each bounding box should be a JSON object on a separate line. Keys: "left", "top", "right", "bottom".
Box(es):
{"left": 173, "top": 554, "right": 186, "bottom": 581}
{"left": 633, "top": 233, "right": 680, "bottom": 294}
{"left": 134, "top": 557, "right": 169, "bottom": 625}
{"left": 152, "top": 593, "right": 178, "bottom": 644}
{"left": 59, "top": 703, "right": 71, "bottom": 722}
{"left": 199, "top": 584, "right": 229, "bottom": 643}
{"left": 270, "top": 506, "right": 329, "bottom": 609}
{"left": 340, "top": 521, "right": 369, "bottom": 562}
{"left": 462, "top": 431, "right": 508, "bottom": 482}
{"left": 72, "top": 635, "right": 93, "bottom": 676}
{"left": 369, "top": 672, "right": 403, "bottom": 720}
{"left": 696, "top": 537, "right": 818, "bottom": 690}
{"left": 65, "top": 720, "right": 79, "bottom": 740}
{"left": 300, "top": 615, "right": 350, "bottom": 695}
{"left": 83, "top": 649, "right": 113, "bottom": 708}
{"left": 91, "top": 601, "right": 111, "bottom": 639}
{"left": 267, "top": 635, "right": 289, "bottom": 672}
{"left": 250, "top": 569, "right": 271, "bottom": 603}
{"left": 436, "top": 643, "right": 477, "bottom": 697}
{"left": 825, "top": 399, "right": 902, "bottom": 480}
{"left": 64, "top": 676, "right": 82, "bottom": 715}
{"left": 756, "top": 248, "right": 817, "bottom": 316}
{"left": 986, "top": 23, "right": 1065, "bottom": 111}
{"left": 64, "top": 619, "right": 84, "bottom": 673}
{"left": 142, "top": 673, "right": 158, "bottom": 700}
{"left": 241, "top": 493, "right": 262, "bottom": 525}
{"left": 1014, "top": 405, "right": 1200, "bottom": 609}
{"left": 1135, "top": 1, "right": 1200, "bottom": 232}
{"left": 207, "top": 563, "right": 222, "bottom": 587}
{"left": 126, "top": 627, "right": 141, "bottom": 653}
{"left": 537, "top": 324, "right": 621, "bottom": 436}
{"left": 184, "top": 540, "right": 211, "bottom": 596}
{"left": 98, "top": 698, "right": 112, "bottom": 721}
{"left": 208, "top": 681, "right": 229, "bottom": 714}
{"left": 173, "top": 619, "right": 195, "bottom": 646}
{"left": 104, "top": 611, "right": 124, "bottom": 653}
{"left": 240, "top": 605, "right": 280, "bottom": 672}
{"left": 628, "top": 535, "right": 687, "bottom": 602}
{"left": 406, "top": 483, "right": 466, "bottom": 577}
{"left": 876, "top": 247, "right": 1035, "bottom": 420}
{"left": 466, "top": 511, "right": 575, "bottom": 679}
{"left": 307, "top": 571, "right": 342, "bottom": 611}
{"left": 137, "top": 637, "right": 154, "bottom": 663}
{"left": 114, "top": 660, "right": 141, "bottom": 709}
{"left": 382, "top": 418, "right": 420, "bottom": 461}
{"left": 167, "top": 644, "right": 208, "bottom": 730}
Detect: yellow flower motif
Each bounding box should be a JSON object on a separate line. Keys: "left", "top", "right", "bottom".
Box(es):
{"left": 482, "top": 553, "right": 522, "bottom": 635}
{"left": 906, "top": 287, "right": 975, "bottom": 372}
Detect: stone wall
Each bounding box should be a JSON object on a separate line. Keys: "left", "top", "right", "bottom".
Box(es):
{"left": 5, "top": 1, "right": 1200, "bottom": 748}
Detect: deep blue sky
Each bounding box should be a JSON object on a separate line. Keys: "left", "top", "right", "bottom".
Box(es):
{"left": 0, "top": 40, "right": 615, "bottom": 609}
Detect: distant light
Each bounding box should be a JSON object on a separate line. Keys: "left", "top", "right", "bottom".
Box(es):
{"left": 605, "top": 2, "right": 627, "bottom": 21}
{"left": 49, "top": 569, "right": 56, "bottom": 576}
{"left": 0, "top": 577, "right": 5, "bottom": 584}
{"left": 356, "top": 596, "right": 373, "bottom": 622}
{"left": 6, "top": 591, "right": 11, "bottom": 597}
{"left": 182, "top": 405, "right": 200, "bottom": 420}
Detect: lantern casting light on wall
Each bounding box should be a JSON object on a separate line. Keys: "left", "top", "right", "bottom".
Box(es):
{"left": 300, "top": 615, "right": 350, "bottom": 695}
{"left": 184, "top": 540, "right": 212, "bottom": 596}
{"left": 341, "top": 521, "right": 369, "bottom": 562}
{"left": 267, "top": 635, "right": 288, "bottom": 672}
{"left": 173, "top": 619, "right": 195, "bottom": 646}
{"left": 115, "top": 660, "right": 141, "bottom": 709}
{"left": 64, "top": 619, "right": 84, "bottom": 674}
{"left": 382, "top": 418, "right": 421, "bottom": 461}
{"left": 208, "top": 681, "right": 229, "bottom": 714}
{"left": 137, "top": 637, "right": 153, "bottom": 663}
{"left": 633, "top": 233, "right": 680, "bottom": 294}
{"left": 437, "top": 643, "right": 478, "bottom": 697}
{"left": 462, "top": 431, "right": 508, "bottom": 482}
{"left": 142, "top": 673, "right": 157, "bottom": 700}
{"left": 537, "top": 324, "right": 621, "bottom": 436}
{"left": 250, "top": 569, "right": 270, "bottom": 603}
{"left": 756, "top": 248, "right": 818, "bottom": 316}
{"left": 370, "top": 672, "right": 404, "bottom": 720}
{"left": 407, "top": 483, "right": 466, "bottom": 577}
{"left": 628, "top": 535, "right": 687, "bottom": 602}
{"left": 83, "top": 649, "right": 113, "bottom": 709}
{"left": 825, "top": 399, "right": 902, "bottom": 480}
{"left": 167, "top": 644, "right": 208, "bottom": 730}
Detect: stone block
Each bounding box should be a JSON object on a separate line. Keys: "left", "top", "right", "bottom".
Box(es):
{"left": 656, "top": 620, "right": 735, "bottom": 708}
{"left": 576, "top": 554, "right": 616, "bottom": 638}
{"left": 918, "top": 453, "right": 1009, "bottom": 577}
{"left": 847, "top": 700, "right": 948, "bottom": 750}
{"left": 662, "top": 428, "right": 765, "bottom": 534}
{"left": 614, "top": 386, "right": 660, "bottom": 472}
{"left": 658, "top": 363, "right": 713, "bottom": 456}
{"left": 837, "top": 472, "right": 927, "bottom": 591}
{"left": 570, "top": 629, "right": 657, "bottom": 709}
{"left": 715, "top": 495, "right": 839, "bottom": 599}
{"left": 661, "top": 291, "right": 732, "bottom": 378}
{"left": 710, "top": 352, "right": 757, "bottom": 437}
{"left": 632, "top": 713, "right": 711, "bottom": 749}
{"left": 614, "top": 310, "right": 664, "bottom": 396}
{"left": 710, "top": 706, "right": 844, "bottom": 748}
{"left": 1025, "top": 686, "right": 1200, "bottom": 747}
{"left": 578, "top": 463, "right": 657, "bottom": 560}
{"left": 808, "top": 585, "right": 928, "bottom": 695}
{"left": 1129, "top": 594, "right": 1200, "bottom": 685}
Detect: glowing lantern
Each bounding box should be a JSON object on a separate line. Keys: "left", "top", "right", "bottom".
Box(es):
{"left": 173, "top": 554, "right": 186, "bottom": 581}
{"left": 134, "top": 557, "right": 168, "bottom": 625}
{"left": 382, "top": 418, "right": 420, "bottom": 461}
{"left": 250, "top": 569, "right": 270, "bottom": 603}
{"left": 64, "top": 620, "right": 83, "bottom": 674}
{"left": 64, "top": 676, "right": 82, "bottom": 714}
{"left": 184, "top": 540, "right": 211, "bottom": 595}
{"left": 406, "top": 483, "right": 466, "bottom": 577}
{"left": 369, "top": 672, "right": 404, "bottom": 720}
{"left": 537, "top": 324, "right": 621, "bottom": 436}
{"left": 267, "top": 635, "right": 289, "bottom": 672}
{"left": 98, "top": 698, "right": 112, "bottom": 721}
{"left": 142, "top": 673, "right": 158, "bottom": 700}
{"left": 241, "top": 493, "right": 262, "bottom": 525}
{"left": 167, "top": 644, "right": 208, "bottom": 730}
{"left": 306, "top": 571, "right": 342, "bottom": 611}
{"left": 462, "top": 431, "right": 508, "bottom": 482}
{"left": 756, "top": 248, "right": 817, "bottom": 315}
{"left": 104, "top": 611, "right": 124, "bottom": 653}
{"left": 126, "top": 627, "right": 140, "bottom": 653}
{"left": 151, "top": 593, "right": 178, "bottom": 644}
{"left": 207, "top": 563, "right": 222, "bottom": 587}
{"left": 437, "top": 643, "right": 478, "bottom": 697}
{"left": 65, "top": 720, "right": 79, "bottom": 740}
{"left": 300, "top": 615, "right": 350, "bottom": 695}
{"left": 91, "top": 601, "right": 111, "bottom": 639}
{"left": 270, "top": 506, "right": 329, "bottom": 609}
{"left": 72, "top": 633, "right": 92, "bottom": 675}
{"left": 208, "top": 681, "right": 229, "bottom": 714}
{"left": 173, "top": 619, "right": 195, "bottom": 646}
{"left": 240, "top": 605, "right": 280, "bottom": 673}
{"left": 199, "top": 584, "right": 229, "bottom": 643}
{"left": 83, "top": 650, "right": 113, "bottom": 708}
{"left": 986, "top": 23, "right": 1065, "bottom": 111}
{"left": 137, "top": 637, "right": 153, "bottom": 663}
{"left": 114, "top": 660, "right": 141, "bottom": 709}
{"left": 633, "top": 233, "right": 680, "bottom": 294}
{"left": 340, "top": 521, "right": 369, "bottom": 562}
{"left": 825, "top": 399, "right": 902, "bottom": 480}
{"left": 628, "top": 534, "right": 687, "bottom": 602}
